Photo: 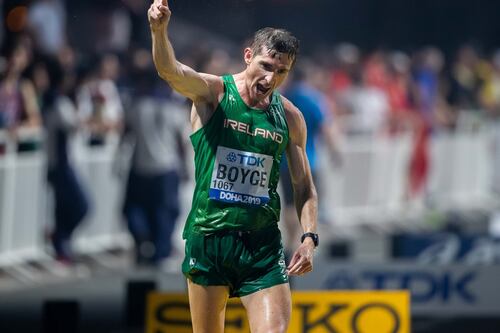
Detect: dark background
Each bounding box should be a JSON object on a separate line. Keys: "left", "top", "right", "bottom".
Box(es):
{"left": 167, "top": 0, "right": 500, "bottom": 56}
{"left": 3, "top": 0, "right": 500, "bottom": 57}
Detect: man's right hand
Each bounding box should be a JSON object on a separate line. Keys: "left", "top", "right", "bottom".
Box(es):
{"left": 148, "top": 0, "right": 171, "bottom": 31}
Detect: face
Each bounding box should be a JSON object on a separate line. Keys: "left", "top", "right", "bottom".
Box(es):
{"left": 33, "top": 63, "right": 49, "bottom": 92}
{"left": 10, "top": 46, "right": 30, "bottom": 73}
{"left": 244, "top": 46, "right": 293, "bottom": 102}
{"left": 100, "top": 54, "right": 120, "bottom": 80}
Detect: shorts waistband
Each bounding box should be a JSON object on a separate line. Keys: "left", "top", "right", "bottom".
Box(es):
{"left": 194, "top": 225, "right": 279, "bottom": 237}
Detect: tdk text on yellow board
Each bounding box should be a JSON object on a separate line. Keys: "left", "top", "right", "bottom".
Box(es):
{"left": 146, "top": 291, "right": 410, "bottom": 333}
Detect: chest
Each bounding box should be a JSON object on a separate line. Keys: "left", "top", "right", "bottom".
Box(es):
{"left": 220, "top": 105, "right": 288, "bottom": 158}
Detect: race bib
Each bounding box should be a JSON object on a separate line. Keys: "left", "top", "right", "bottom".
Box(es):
{"left": 209, "top": 146, "right": 273, "bottom": 206}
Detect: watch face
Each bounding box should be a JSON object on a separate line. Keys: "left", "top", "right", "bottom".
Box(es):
{"left": 311, "top": 234, "right": 319, "bottom": 246}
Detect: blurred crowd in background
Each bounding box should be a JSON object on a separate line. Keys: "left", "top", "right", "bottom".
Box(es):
{"left": 1, "top": 0, "right": 500, "bottom": 265}
{"left": 2, "top": 0, "right": 500, "bottom": 147}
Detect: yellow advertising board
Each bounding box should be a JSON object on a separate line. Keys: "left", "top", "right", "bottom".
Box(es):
{"left": 146, "top": 290, "right": 410, "bottom": 333}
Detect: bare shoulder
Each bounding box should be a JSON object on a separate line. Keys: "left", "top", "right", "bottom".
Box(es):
{"left": 199, "top": 72, "right": 224, "bottom": 88}
{"left": 281, "top": 95, "right": 306, "bottom": 145}
{"left": 191, "top": 73, "right": 225, "bottom": 129}
{"left": 196, "top": 72, "right": 225, "bottom": 105}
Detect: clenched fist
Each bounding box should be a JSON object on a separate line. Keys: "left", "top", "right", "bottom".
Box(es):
{"left": 148, "top": 0, "right": 171, "bottom": 31}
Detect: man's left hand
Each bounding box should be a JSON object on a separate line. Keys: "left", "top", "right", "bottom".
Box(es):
{"left": 286, "top": 239, "right": 315, "bottom": 276}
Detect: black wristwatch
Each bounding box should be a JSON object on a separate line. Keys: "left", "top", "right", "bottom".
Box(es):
{"left": 301, "top": 232, "right": 319, "bottom": 247}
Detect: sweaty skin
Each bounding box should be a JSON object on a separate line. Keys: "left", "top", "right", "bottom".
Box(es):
{"left": 148, "top": 1, "right": 318, "bottom": 332}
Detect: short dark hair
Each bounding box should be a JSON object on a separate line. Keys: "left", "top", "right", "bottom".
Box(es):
{"left": 249, "top": 27, "right": 300, "bottom": 66}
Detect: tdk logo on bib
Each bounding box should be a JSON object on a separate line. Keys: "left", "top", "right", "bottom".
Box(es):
{"left": 226, "top": 152, "right": 237, "bottom": 163}
{"left": 227, "top": 153, "right": 265, "bottom": 167}
{"left": 209, "top": 146, "right": 273, "bottom": 206}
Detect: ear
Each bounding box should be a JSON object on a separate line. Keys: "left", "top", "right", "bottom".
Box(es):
{"left": 244, "top": 47, "right": 253, "bottom": 66}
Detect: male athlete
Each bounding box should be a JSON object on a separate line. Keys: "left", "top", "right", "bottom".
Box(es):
{"left": 149, "top": 1, "right": 318, "bottom": 332}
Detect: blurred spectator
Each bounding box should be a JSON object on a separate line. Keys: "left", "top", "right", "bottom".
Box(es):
{"left": 447, "top": 45, "right": 483, "bottom": 112}
{"left": 120, "top": 49, "right": 188, "bottom": 268}
{"left": 407, "top": 47, "right": 451, "bottom": 198}
{"left": 385, "top": 51, "right": 415, "bottom": 135}
{"left": 27, "top": 0, "right": 66, "bottom": 55}
{"left": 0, "top": 37, "right": 41, "bottom": 152}
{"left": 42, "top": 56, "right": 90, "bottom": 263}
{"left": 412, "top": 47, "right": 445, "bottom": 125}
{"left": 281, "top": 60, "right": 342, "bottom": 253}
{"left": 57, "top": 45, "right": 79, "bottom": 99}
{"left": 77, "top": 52, "right": 124, "bottom": 146}
{"left": 479, "top": 50, "right": 500, "bottom": 118}
{"left": 364, "top": 49, "right": 390, "bottom": 90}
{"left": 329, "top": 43, "right": 360, "bottom": 95}
{"left": 337, "top": 63, "right": 389, "bottom": 136}
{"left": 29, "top": 59, "right": 50, "bottom": 105}
{"left": 479, "top": 50, "right": 500, "bottom": 195}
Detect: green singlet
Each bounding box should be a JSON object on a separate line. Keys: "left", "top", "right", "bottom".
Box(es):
{"left": 184, "top": 74, "right": 290, "bottom": 238}
{"left": 182, "top": 75, "right": 290, "bottom": 296}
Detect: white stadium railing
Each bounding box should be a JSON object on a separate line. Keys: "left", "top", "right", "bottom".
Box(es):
{"left": 317, "top": 133, "right": 414, "bottom": 225}
{"left": 0, "top": 124, "right": 499, "bottom": 267}
{"left": 311, "top": 124, "right": 499, "bottom": 231}
{"left": 0, "top": 132, "right": 131, "bottom": 267}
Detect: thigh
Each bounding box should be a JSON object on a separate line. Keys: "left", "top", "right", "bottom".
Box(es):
{"left": 240, "top": 283, "right": 291, "bottom": 333}
{"left": 187, "top": 279, "right": 229, "bottom": 333}
{"left": 182, "top": 233, "right": 231, "bottom": 287}
{"left": 235, "top": 227, "right": 288, "bottom": 297}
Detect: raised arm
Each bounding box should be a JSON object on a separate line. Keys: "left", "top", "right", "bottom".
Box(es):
{"left": 148, "top": 0, "right": 220, "bottom": 104}
{"left": 283, "top": 97, "right": 318, "bottom": 276}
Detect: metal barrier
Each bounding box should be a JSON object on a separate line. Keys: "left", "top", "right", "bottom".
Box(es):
{"left": 0, "top": 128, "right": 499, "bottom": 267}
{"left": 324, "top": 133, "right": 413, "bottom": 221}
{"left": 317, "top": 129, "right": 498, "bottom": 227}
{"left": 71, "top": 136, "right": 131, "bottom": 254}
{"left": 0, "top": 131, "right": 131, "bottom": 267}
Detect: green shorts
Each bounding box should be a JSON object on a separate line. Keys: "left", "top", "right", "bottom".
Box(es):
{"left": 182, "top": 225, "right": 288, "bottom": 297}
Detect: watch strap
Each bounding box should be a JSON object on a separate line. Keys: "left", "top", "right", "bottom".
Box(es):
{"left": 301, "top": 232, "right": 319, "bottom": 247}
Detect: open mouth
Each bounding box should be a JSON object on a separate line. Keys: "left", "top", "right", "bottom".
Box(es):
{"left": 256, "top": 83, "right": 270, "bottom": 95}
